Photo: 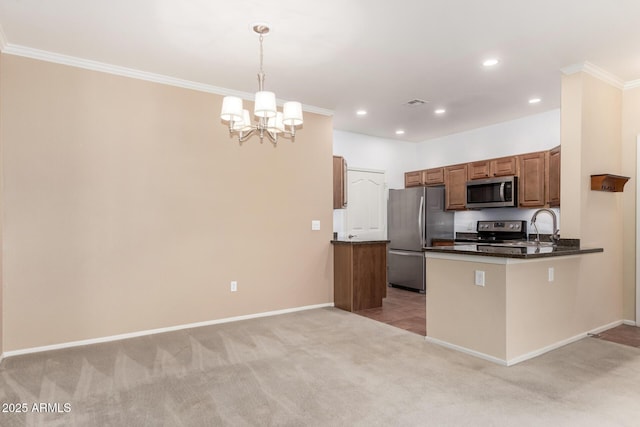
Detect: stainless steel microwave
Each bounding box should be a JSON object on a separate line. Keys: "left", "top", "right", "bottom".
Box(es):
{"left": 466, "top": 176, "right": 518, "bottom": 208}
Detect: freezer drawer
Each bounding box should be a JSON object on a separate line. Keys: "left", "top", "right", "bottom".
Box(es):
{"left": 388, "top": 250, "right": 425, "bottom": 292}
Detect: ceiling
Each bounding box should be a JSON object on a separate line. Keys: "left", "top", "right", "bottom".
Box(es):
{"left": 1, "top": 0, "right": 640, "bottom": 142}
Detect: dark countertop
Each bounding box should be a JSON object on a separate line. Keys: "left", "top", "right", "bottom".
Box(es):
{"left": 423, "top": 243, "right": 603, "bottom": 259}
{"left": 331, "top": 239, "right": 390, "bottom": 245}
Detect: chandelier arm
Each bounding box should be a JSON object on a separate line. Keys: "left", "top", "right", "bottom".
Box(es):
{"left": 264, "top": 130, "right": 278, "bottom": 145}
{"left": 237, "top": 128, "right": 257, "bottom": 143}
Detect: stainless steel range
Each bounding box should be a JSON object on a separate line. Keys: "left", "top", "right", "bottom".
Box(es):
{"left": 456, "top": 220, "right": 527, "bottom": 243}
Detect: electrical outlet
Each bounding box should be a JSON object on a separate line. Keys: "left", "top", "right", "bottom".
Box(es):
{"left": 548, "top": 267, "right": 554, "bottom": 282}
{"left": 311, "top": 220, "right": 321, "bottom": 231}
{"left": 474, "top": 270, "right": 485, "bottom": 287}
{"left": 230, "top": 281, "right": 238, "bottom": 292}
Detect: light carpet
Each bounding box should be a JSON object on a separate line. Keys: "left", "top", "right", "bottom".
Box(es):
{"left": 1, "top": 307, "right": 639, "bottom": 426}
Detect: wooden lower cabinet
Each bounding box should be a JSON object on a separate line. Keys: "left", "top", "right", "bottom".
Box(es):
{"left": 333, "top": 241, "right": 387, "bottom": 312}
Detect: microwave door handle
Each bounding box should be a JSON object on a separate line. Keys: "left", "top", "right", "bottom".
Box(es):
{"left": 499, "top": 182, "right": 506, "bottom": 201}
{"left": 418, "top": 195, "right": 425, "bottom": 247}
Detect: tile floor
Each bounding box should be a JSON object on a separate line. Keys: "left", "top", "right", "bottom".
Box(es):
{"left": 592, "top": 324, "right": 640, "bottom": 348}
{"left": 356, "top": 286, "right": 640, "bottom": 349}
{"left": 355, "top": 286, "right": 426, "bottom": 336}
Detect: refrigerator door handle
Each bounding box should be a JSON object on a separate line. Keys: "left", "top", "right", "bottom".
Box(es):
{"left": 389, "top": 250, "right": 423, "bottom": 256}
{"left": 418, "top": 195, "right": 425, "bottom": 247}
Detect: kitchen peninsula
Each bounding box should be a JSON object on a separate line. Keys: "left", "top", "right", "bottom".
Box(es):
{"left": 423, "top": 243, "right": 603, "bottom": 366}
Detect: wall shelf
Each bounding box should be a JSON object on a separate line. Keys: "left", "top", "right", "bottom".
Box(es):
{"left": 590, "top": 174, "right": 630, "bottom": 192}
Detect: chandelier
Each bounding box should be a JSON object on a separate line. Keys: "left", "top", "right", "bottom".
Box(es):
{"left": 220, "top": 24, "right": 303, "bottom": 145}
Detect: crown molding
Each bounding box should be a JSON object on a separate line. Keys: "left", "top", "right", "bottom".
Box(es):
{"left": 624, "top": 79, "right": 640, "bottom": 90}
{"left": 2, "top": 43, "right": 333, "bottom": 116}
{"left": 561, "top": 61, "right": 625, "bottom": 89}
{"left": 0, "top": 23, "right": 7, "bottom": 52}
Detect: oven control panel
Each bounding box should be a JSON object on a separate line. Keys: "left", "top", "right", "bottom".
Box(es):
{"left": 477, "top": 220, "right": 526, "bottom": 232}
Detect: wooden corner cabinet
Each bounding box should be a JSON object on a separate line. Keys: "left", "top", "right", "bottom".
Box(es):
{"left": 333, "top": 156, "right": 347, "bottom": 209}
{"left": 444, "top": 164, "right": 468, "bottom": 210}
{"left": 333, "top": 241, "right": 387, "bottom": 312}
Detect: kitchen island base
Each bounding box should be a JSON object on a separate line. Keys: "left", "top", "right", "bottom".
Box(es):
{"left": 425, "top": 252, "right": 614, "bottom": 366}
{"left": 332, "top": 240, "right": 388, "bottom": 312}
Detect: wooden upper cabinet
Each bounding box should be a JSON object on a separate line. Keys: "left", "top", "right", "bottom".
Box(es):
{"left": 404, "top": 171, "right": 424, "bottom": 188}
{"left": 468, "top": 161, "right": 491, "bottom": 180}
{"left": 444, "top": 164, "right": 468, "bottom": 210}
{"left": 546, "top": 146, "right": 560, "bottom": 206}
{"left": 423, "top": 167, "right": 445, "bottom": 185}
{"left": 519, "top": 151, "right": 546, "bottom": 207}
{"left": 491, "top": 155, "right": 518, "bottom": 177}
{"left": 468, "top": 156, "right": 518, "bottom": 180}
{"left": 333, "top": 156, "right": 347, "bottom": 209}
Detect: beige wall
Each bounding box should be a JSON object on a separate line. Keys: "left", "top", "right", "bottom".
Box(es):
{"left": 506, "top": 257, "right": 583, "bottom": 359}
{"left": 426, "top": 258, "right": 507, "bottom": 359}
{"left": 0, "top": 52, "right": 3, "bottom": 356}
{"left": 622, "top": 87, "right": 640, "bottom": 321}
{"left": 0, "top": 54, "right": 334, "bottom": 352}
{"left": 561, "top": 72, "right": 624, "bottom": 327}
{"left": 427, "top": 256, "right": 590, "bottom": 362}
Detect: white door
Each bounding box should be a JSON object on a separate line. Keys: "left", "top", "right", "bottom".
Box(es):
{"left": 346, "top": 169, "right": 387, "bottom": 240}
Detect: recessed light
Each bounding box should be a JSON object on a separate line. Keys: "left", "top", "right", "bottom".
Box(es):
{"left": 483, "top": 58, "right": 499, "bottom": 67}
{"left": 529, "top": 98, "right": 541, "bottom": 104}
{"left": 434, "top": 108, "right": 446, "bottom": 115}
{"left": 356, "top": 110, "right": 367, "bottom": 116}
{"left": 395, "top": 130, "right": 405, "bottom": 135}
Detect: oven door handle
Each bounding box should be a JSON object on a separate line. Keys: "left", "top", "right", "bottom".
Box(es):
{"left": 499, "top": 182, "right": 506, "bottom": 201}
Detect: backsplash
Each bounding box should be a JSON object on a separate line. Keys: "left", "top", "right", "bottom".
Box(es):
{"left": 454, "top": 207, "right": 560, "bottom": 237}
{"left": 333, "top": 207, "right": 560, "bottom": 240}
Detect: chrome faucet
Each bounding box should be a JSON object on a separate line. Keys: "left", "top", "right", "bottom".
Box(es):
{"left": 530, "top": 208, "right": 560, "bottom": 244}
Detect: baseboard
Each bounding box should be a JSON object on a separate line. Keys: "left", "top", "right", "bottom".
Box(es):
{"left": 426, "top": 319, "right": 625, "bottom": 367}
{"left": 622, "top": 319, "right": 637, "bottom": 326}
{"left": 2, "top": 302, "right": 334, "bottom": 360}
{"left": 424, "top": 336, "right": 509, "bottom": 366}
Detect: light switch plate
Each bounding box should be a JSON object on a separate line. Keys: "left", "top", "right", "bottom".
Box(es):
{"left": 311, "top": 220, "right": 321, "bottom": 231}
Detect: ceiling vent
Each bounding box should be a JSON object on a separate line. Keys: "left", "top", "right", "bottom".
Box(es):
{"left": 404, "top": 98, "right": 429, "bottom": 107}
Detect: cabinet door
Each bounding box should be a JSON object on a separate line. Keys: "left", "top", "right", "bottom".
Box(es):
{"left": 423, "top": 167, "right": 444, "bottom": 185}
{"left": 546, "top": 146, "right": 560, "bottom": 206}
{"left": 491, "top": 156, "right": 518, "bottom": 177}
{"left": 444, "top": 164, "right": 468, "bottom": 210}
{"left": 519, "top": 152, "right": 546, "bottom": 207}
{"left": 405, "top": 171, "right": 423, "bottom": 188}
{"left": 468, "top": 161, "right": 491, "bottom": 180}
{"left": 333, "top": 156, "right": 347, "bottom": 209}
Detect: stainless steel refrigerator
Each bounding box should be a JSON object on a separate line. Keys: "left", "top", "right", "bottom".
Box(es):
{"left": 387, "top": 186, "right": 454, "bottom": 292}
